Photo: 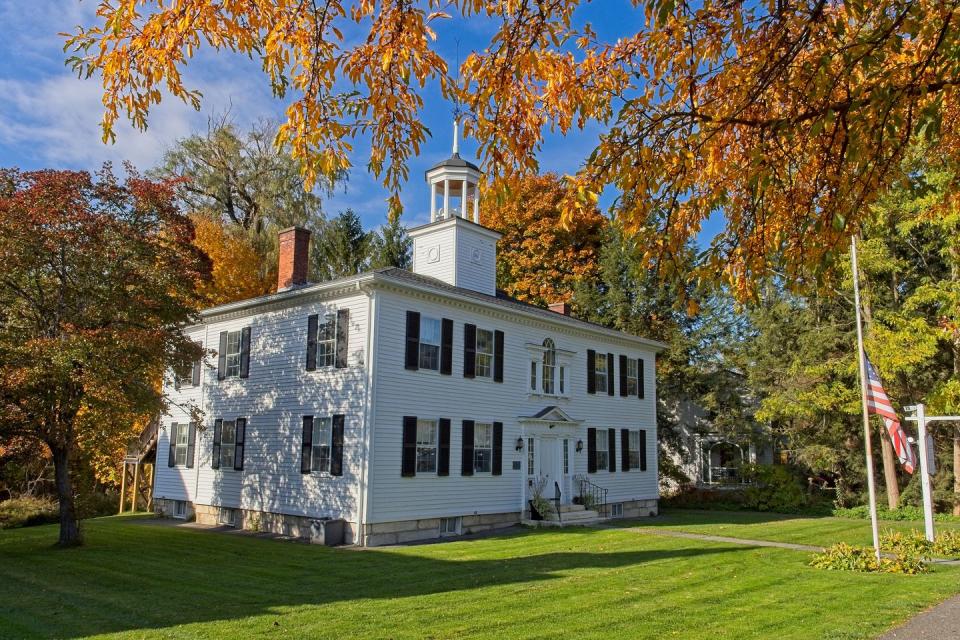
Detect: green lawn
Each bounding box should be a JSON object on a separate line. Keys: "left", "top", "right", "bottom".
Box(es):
{"left": 632, "top": 508, "right": 960, "bottom": 549}
{"left": 0, "top": 514, "right": 958, "bottom": 640}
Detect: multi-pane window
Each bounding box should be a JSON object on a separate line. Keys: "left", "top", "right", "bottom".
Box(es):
{"left": 416, "top": 419, "right": 438, "bottom": 473}
{"left": 626, "top": 358, "right": 639, "bottom": 396}
{"left": 439, "top": 517, "right": 460, "bottom": 535}
{"left": 220, "top": 420, "right": 237, "bottom": 469}
{"left": 563, "top": 439, "right": 569, "bottom": 475}
{"left": 174, "top": 425, "right": 189, "bottom": 466}
{"left": 527, "top": 437, "right": 535, "bottom": 475}
{"left": 542, "top": 339, "right": 556, "bottom": 394}
{"left": 224, "top": 331, "right": 242, "bottom": 378}
{"left": 317, "top": 315, "right": 337, "bottom": 368}
{"left": 530, "top": 362, "right": 537, "bottom": 391}
{"left": 594, "top": 352, "right": 608, "bottom": 393}
{"left": 474, "top": 423, "right": 493, "bottom": 473}
{"left": 419, "top": 316, "right": 441, "bottom": 370}
{"left": 559, "top": 366, "right": 565, "bottom": 394}
{"left": 311, "top": 417, "right": 332, "bottom": 473}
{"left": 595, "top": 432, "right": 609, "bottom": 471}
{"left": 628, "top": 430, "right": 642, "bottom": 469}
{"left": 475, "top": 329, "right": 494, "bottom": 378}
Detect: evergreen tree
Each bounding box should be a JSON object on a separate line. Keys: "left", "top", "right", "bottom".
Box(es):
{"left": 313, "top": 210, "right": 370, "bottom": 281}
{"left": 368, "top": 216, "right": 412, "bottom": 270}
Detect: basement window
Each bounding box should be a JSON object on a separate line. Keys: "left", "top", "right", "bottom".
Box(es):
{"left": 439, "top": 517, "right": 461, "bottom": 536}
{"left": 218, "top": 508, "right": 237, "bottom": 527}
{"left": 173, "top": 500, "right": 187, "bottom": 519}
{"left": 611, "top": 503, "right": 624, "bottom": 518}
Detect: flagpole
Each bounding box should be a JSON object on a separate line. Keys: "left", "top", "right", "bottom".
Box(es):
{"left": 851, "top": 235, "right": 882, "bottom": 561}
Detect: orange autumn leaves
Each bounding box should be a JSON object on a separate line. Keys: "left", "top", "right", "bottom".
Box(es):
{"left": 190, "top": 215, "right": 275, "bottom": 306}
{"left": 66, "top": 1, "right": 960, "bottom": 298}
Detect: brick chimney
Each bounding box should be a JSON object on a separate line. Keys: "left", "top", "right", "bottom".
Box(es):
{"left": 277, "top": 227, "right": 311, "bottom": 290}
{"left": 548, "top": 301, "right": 572, "bottom": 316}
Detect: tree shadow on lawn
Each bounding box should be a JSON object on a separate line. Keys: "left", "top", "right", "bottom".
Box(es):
{"left": 0, "top": 520, "right": 752, "bottom": 639}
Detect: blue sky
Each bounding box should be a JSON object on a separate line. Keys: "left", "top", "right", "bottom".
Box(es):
{"left": 0, "top": 1, "right": 721, "bottom": 239}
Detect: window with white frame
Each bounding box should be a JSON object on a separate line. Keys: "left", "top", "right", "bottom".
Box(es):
{"left": 475, "top": 329, "right": 494, "bottom": 378}
{"left": 542, "top": 339, "right": 556, "bottom": 394}
{"left": 416, "top": 419, "right": 438, "bottom": 473}
{"left": 224, "top": 331, "right": 242, "bottom": 378}
{"left": 174, "top": 500, "right": 187, "bottom": 518}
{"left": 220, "top": 420, "right": 237, "bottom": 469}
{"left": 594, "top": 352, "right": 608, "bottom": 393}
{"left": 629, "top": 430, "right": 642, "bottom": 470}
{"left": 474, "top": 423, "right": 493, "bottom": 473}
{"left": 439, "top": 516, "right": 460, "bottom": 535}
{"left": 559, "top": 365, "right": 565, "bottom": 395}
{"left": 527, "top": 437, "right": 535, "bottom": 475}
{"left": 611, "top": 503, "right": 624, "bottom": 517}
{"left": 530, "top": 362, "right": 537, "bottom": 391}
{"left": 563, "top": 439, "right": 569, "bottom": 474}
{"left": 419, "top": 316, "right": 441, "bottom": 371}
{"left": 317, "top": 315, "right": 337, "bottom": 368}
{"left": 595, "top": 432, "right": 609, "bottom": 471}
{"left": 311, "top": 417, "right": 332, "bottom": 473}
{"left": 218, "top": 507, "right": 236, "bottom": 526}
{"left": 626, "top": 358, "right": 639, "bottom": 396}
{"left": 174, "top": 424, "right": 189, "bottom": 466}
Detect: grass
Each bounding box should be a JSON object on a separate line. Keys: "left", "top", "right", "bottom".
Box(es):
{"left": 632, "top": 508, "right": 960, "bottom": 548}
{"left": 0, "top": 514, "right": 958, "bottom": 639}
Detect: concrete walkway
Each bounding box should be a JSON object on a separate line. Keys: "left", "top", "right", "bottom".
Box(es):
{"left": 624, "top": 526, "right": 825, "bottom": 552}
{"left": 879, "top": 595, "right": 960, "bottom": 639}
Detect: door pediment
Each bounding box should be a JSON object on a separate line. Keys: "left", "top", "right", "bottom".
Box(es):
{"left": 518, "top": 406, "right": 582, "bottom": 429}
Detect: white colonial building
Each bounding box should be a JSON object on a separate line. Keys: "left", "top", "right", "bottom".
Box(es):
{"left": 153, "top": 134, "right": 665, "bottom": 546}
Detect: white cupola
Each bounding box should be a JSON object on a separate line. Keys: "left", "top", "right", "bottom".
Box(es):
{"left": 409, "top": 119, "right": 501, "bottom": 296}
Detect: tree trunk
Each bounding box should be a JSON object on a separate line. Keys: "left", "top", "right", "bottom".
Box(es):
{"left": 51, "top": 444, "right": 82, "bottom": 547}
{"left": 879, "top": 429, "right": 900, "bottom": 509}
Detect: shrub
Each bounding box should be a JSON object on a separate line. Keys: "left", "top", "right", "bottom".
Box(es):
{"left": 0, "top": 496, "right": 58, "bottom": 529}
{"left": 879, "top": 528, "right": 960, "bottom": 559}
{"left": 740, "top": 464, "right": 811, "bottom": 513}
{"left": 76, "top": 491, "right": 118, "bottom": 519}
{"left": 933, "top": 529, "right": 960, "bottom": 557}
{"left": 833, "top": 505, "right": 960, "bottom": 523}
{"left": 810, "top": 542, "right": 927, "bottom": 575}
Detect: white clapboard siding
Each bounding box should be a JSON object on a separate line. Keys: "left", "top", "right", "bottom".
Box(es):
{"left": 154, "top": 292, "right": 370, "bottom": 522}
{"left": 366, "top": 288, "right": 659, "bottom": 524}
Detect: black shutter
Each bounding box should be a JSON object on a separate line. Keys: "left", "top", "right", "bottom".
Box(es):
{"left": 640, "top": 429, "right": 648, "bottom": 471}
{"left": 191, "top": 355, "right": 201, "bottom": 387}
{"left": 306, "top": 314, "right": 319, "bottom": 371}
{"left": 492, "top": 422, "right": 503, "bottom": 475}
{"left": 404, "top": 311, "right": 420, "bottom": 370}
{"left": 438, "top": 418, "right": 451, "bottom": 476}
{"left": 608, "top": 428, "right": 617, "bottom": 472}
{"left": 587, "top": 428, "right": 597, "bottom": 473}
{"left": 239, "top": 327, "right": 251, "bottom": 379}
{"left": 167, "top": 423, "right": 177, "bottom": 467}
{"left": 607, "top": 353, "right": 615, "bottom": 395}
{"left": 440, "top": 318, "right": 453, "bottom": 375}
{"left": 621, "top": 429, "right": 630, "bottom": 472}
{"left": 211, "top": 419, "right": 222, "bottom": 470}
{"left": 217, "top": 331, "right": 227, "bottom": 380}
{"left": 401, "top": 416, "right": 417, "bottom": 476}
{"left": 234, "top": 418, "right": 246, "bottom": 470}
{"left": 330, "top": 414, "right": 345, "bottom": 476}
{"left": 301, "top": 416, "right": 313, "bottom": 473}
{"left": 586, "top": 349, "right": 596, "bottom": 394}
{"left": 463, "top": 323, "right": 476, "bottom": 378}
{"left": 494, "top": 330, "right": 504, "bottom": 383}
{"left": 619, "top": 354, "right": 628, "bottom": 397}
{"left": 638, "top": 358, "right": 645, "bottom": 399}
{"left": 335, "top": 309, "right": 349, "bottom": 368}
{"left": 187, "top": 422, "right": 197, "bottom": 469}
{"left": 461, "top": 420, "right": 474, "bottom": 476}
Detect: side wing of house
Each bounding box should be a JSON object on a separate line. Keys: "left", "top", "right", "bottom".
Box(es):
{"left": 154, "top": 290, "right": 372, "bottom": 543}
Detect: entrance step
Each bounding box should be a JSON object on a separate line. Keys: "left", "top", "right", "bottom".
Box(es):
{"left": 544, "top": 509, "right": 600, "bottom": 523}
{"left": 557, "top": 504, "right": 586, "bottom": 513}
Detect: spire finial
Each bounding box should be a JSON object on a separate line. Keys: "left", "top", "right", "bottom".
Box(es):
{"left": 452, "top": 118, "right": 459, "bottom": 155}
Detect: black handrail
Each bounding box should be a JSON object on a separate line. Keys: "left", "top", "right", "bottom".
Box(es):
{"left": 553, "top": 481, "right": 562, "bottom": 524}
{"left": 574, "top": 475, "right": 608, "bottom": 518}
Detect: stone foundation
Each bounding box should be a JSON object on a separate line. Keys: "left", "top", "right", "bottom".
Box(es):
{"left": 615, "top": 498, "right": 659, "bottom": 519}
{"left": 362, "top": 511, "right": 520, "bottom": 547}
{"left": 153, "top": 499, "right": 358, "bottom": 545}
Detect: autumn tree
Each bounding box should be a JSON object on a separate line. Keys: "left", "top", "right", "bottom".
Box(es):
{"left": 67, "top": 1, "right": 960, "bottom": 295}
{"left": 482, "top": 173, "right": 606, "bottom": 306}
{"left": 0, "top": 166, "right": 209, "bottom": 546}
{"left": 191, "top": 214, "right": 275, "bottom": 305}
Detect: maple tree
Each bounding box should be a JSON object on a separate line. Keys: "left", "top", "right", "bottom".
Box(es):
{"left": 191, "top": 214, "right": 275, "bottom": 305}
{"left": 66, "top": 1, "right": 960, "bottom": 295}
{"left": 0, "top": 166, "right": 209, "bottom": 546}
{"left": 482, "top": 173, "right": 606, "bottom": 306}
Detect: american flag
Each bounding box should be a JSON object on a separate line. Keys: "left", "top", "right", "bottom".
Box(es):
{"left": 865, "top": 357, "right": 916, "bottom": 474}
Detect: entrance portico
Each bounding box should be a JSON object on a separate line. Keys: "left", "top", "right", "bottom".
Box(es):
{"left": 518, "top": 406, "right": 582, "bottom": 512}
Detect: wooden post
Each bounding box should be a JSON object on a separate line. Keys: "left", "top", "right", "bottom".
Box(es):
{"left": 131, "top": 462, "right": 140, "bottom": 512}
{"left": 118, "top": 462, "right": 127, "bottom": 514}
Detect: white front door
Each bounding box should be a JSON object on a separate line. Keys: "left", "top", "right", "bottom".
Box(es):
{"left": 537, "top": 438, "right": 562, "bottom": 502}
